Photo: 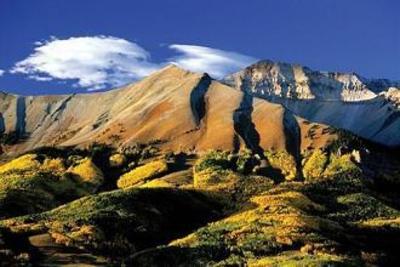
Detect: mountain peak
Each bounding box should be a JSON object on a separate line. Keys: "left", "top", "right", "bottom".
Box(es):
{"left": 152, "top": 63, "right": 200, "bottom": 77}
{"left": 224, "top": 59, "right": 384, "bottom": 102}
{"left": 223, "top": 59, "right": 400, "bottom": 147}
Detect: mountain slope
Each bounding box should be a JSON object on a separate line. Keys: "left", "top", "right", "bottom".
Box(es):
{"left": 0, "top": 65, "right": 335, "bottom": 157}
{"left": 224, "top": 60, "right": 400, "bottom": 147}
{"left": 0, "top": 65, "right": 399, "bottom": 266}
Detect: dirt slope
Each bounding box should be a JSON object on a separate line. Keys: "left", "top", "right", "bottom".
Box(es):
{"left": 0, "top": 65, "right": 335, "bottom": 156}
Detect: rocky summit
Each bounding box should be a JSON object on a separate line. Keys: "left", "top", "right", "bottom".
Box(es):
{"left": 0, "top": 62, "right": 399, "bottom": 266}
{"left": 224, "top": 60, "right": 400, "bottom": 147}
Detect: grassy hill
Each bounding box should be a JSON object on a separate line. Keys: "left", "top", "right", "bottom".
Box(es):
{"left": 0, "top": 138, "right": 399, "bottom": 266}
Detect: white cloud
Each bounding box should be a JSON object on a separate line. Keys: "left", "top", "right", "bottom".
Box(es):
{"left": 168, "top": 44, "right": 257, "bottom": 78}
{"left": 11, "top": 36, "right": 159, "bottom": 90}
{"left": 28, "top": 76, "right": 53, "bottom": 81}
{"left": 0, "top": 69, "right": 4, "bottom": 76}
{"left": 10, "top": 36, "right": 257, "bottom": 90}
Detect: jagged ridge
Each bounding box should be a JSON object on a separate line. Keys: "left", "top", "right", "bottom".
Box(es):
{"left": 224, "top": 60, "right": 400, "bottom": 147}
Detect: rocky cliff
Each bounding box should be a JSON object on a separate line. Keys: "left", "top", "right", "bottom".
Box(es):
{"left": 224, "top": 60, "right": 400, "bottom": 146}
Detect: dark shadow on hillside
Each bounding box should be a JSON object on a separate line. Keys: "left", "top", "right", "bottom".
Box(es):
{"left": 10, "top": 187, "right": 226, "bottom": 262}
{"left": 190, "top": 74, "right": 211, "bottom": 126}
{"left": 283, "top": 109, "right": 303, "bottom": 180}
{"left": 0, "top": 113, "right": 4, "bottom": 134}
{"left": 233, "top": 92, "right": 265, "bottom": 159}
{"left": 16, "top": 96, "right": 26, "bottom": 136}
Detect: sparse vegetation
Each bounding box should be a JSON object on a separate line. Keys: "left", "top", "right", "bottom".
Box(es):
{"left": 324, "top": 154, "right": 360, "bottom": 177}
{"left": 0, "top": 143, "right": 399, "bottom": 266}
{"left": 2, "top": 187, "right": 223, "bottom": 259}
{"left": 194, "top": 150, "right": 231, "bottom": 173}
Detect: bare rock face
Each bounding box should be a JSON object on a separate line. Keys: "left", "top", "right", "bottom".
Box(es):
{"left": 224, "top": 60, "right": 400, "bottom": 147}
{"left": 380, "top": 87, "right": 400, "bottom": 109}
{"left": 224, "top": 60, "right": 383, "bottom": 102}
{"left": 0, "top": 65, "right": 336, "bottom": 157}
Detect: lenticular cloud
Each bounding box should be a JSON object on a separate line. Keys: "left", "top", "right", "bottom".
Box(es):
{"left": 168, "top": 44, "right": 257, "bottom": 79}
{"left": 11, "top": 36, "right": 257, "bottom": 90}
{"left": 11, "top": 36, "right": 159, "bottom": 90}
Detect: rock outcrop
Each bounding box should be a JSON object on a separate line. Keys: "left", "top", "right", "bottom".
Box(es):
{"left": 224, "top": 60, "right": 400, "bottom": 147}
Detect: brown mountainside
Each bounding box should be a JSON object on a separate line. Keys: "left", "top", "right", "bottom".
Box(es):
{"left": 0, "top": 65, "right": 335, "bottom": 156}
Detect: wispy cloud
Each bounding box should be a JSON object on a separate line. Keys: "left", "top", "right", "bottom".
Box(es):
{"left": 11, "top": 36, "right": 159, "bottom": 90}
{"left": 0, "top": 69, "right": 4, "bottom": 77}
{"left": 10, "top": 36, "right": 256, "bottom": 90}
{"left": 168, "top": 44, "right": 257, "bottom": 79}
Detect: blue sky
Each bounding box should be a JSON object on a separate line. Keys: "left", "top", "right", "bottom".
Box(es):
{"left": 0, "top": 0, "right": 399, "bottom": 95}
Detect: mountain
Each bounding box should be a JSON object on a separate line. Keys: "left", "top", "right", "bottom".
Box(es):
{"left": 0, "top": 65, "right": 335, "bottom": 157}
{"left": 224, "top": 60, "right": 400, "bottom": 147}
{"left": 0, "top": 64, "right": 400, "bottom": 266}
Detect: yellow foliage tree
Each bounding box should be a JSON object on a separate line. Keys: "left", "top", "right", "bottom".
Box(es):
{"left": 302, "top": 149, "right": 328, "bottom": 180}
{"left": 117, "top": 160, "right": 169, "bottom": 189}
{"left": 68, "top": 158, "right": 104, "bottom": 187}
{"left": 109, "top": 153, "right": 127, "bottom": 168}
{"left": 0, "top": 154, "right": 40, "bottom": 174}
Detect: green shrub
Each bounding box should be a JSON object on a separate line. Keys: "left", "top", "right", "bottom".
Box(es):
{"left": 5, "top": 188, "right": 222, "bottom": 257}
{"left": 236, "top": 149, "right": 254, "bottom": 174}
{"left": 324, "top": 154, "right": 360, "bottom": 177}
{"left": 194, "top": 151, "right": 231, "bottom": 173}
{"left": 330, "top": 193, "right": 400, "bottom": 222}
{"left": 0, "top": 171, "right": 87, "bottom": 218}
{"left": 328, "top": 129, "right": 364, "bottom": 153}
